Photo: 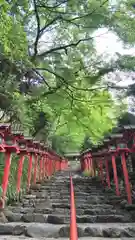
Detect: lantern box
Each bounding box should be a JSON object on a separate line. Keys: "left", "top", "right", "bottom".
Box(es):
{"left": 38, "top": 143, "right": 44, "bottom": 155}
{"left": 121, "top": 125, "right": 135, "bottom": 150}
{"left": 123, "top": 126, "right": 135, "bottom": 150}
{"left": 4, "top": 134, "right": 20, "bottom": 153}
{"left": 108, "top": 144, "right": 117, "bottom": 153}
{"left": 33, "top": 141, "right": 40, "bottom": 154}
{"left": 104, "top": 139, "right": 110, "bottom": 143}
{"left": 123, "top": 125, "right": 135, "bottom": 130}
{"left": 0, "top": 133, "right": 5, "bottom": 152}
{"left": 101, "top": 147, "right": 109, "bottom": 155}
{"left": 0, "top": 124, "right": 11, "bottom": 133}
{"left": 27, "top": 147, "right": 35, "bottom": 153}
{"left": 24, "top": 137, "right": 34, "bottom": 153}
{"left": 110, "top": 133, "right": 129, "bottom": 153}
{"left": 18, "top": 139, "right": 27, "bottom": 152}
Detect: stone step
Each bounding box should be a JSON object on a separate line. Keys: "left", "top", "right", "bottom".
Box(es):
{"left": 42, "top": 183, "right": 102, "bottom": 186}
{"left": 50, "top": 191, "right": 90, "bottom": 195}
{"left": 76, "top": 214, "right": 131, "bottom": 223}
{"left": 125, "top": 204, "right": 135, "bottom": 211}
{"left": 1, "top": 222, "right": 135, "bottom": 238}
{"left": 40, "top": 189, "right": 103, "bottom": 193}
{"left": 1, "top": 237, "right": 135, "bottom": 240}
{"left": 49, "top": 214, "right": 131, "bottom": 224}
{"left": 8, "top": 206, "right": 123, "bottom": 217}
{"left": 50, "top": 195, "right": 105, "bottom": 200}
{"left": 22, "top": 197, "right": 107, "bottom": 205}
{"left": 50, "top": 192, "right": 102, "bottom": 197}
{"left": 51, "top": 199, "right": 107, "bottom": 205}
{"left": 51, "top": 192, "right": 107, "bottom": 196}
{"left": 7, "top": 207, "right": 52, "bottom": 214}
{"left": 6, "top": 212, "right": 130, "bottom": 224}
{"left": 41, "top": 185, "right": 103, "bottom": 189}
{"left": 52, "top": 203, "right": 114, "bottom": 209}
{"left": 60, "top": 223, "right": 135, "bottom": 238}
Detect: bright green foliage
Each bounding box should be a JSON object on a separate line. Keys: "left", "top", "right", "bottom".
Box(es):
{"left": 0, "top": 2, "right": 28, "bottom": 61}
{"left": 82, "top": 169, "right": 94, "bottom": 177}
{"left": 0, "top": 0, "right": 133, "bottom": 154}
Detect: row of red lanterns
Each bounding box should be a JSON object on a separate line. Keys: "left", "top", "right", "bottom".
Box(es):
{"left": 81, "top": 125, "right": 135, "bottom": 204}
{"left": 0, "top": 124, "right": 68, "bottom": 208}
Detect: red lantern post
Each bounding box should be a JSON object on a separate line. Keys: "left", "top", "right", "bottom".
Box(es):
{"left": 105, "top": 159, "right": 111, "bottom": 188}
{"left": 102, "top": 138, "right": 111, "bottom": 189}
{"left": 0, "top": 124, "right": 20, "bottom": 200}
{"left": 108, "top": 133, "right": 121, "bottom": 196}
{"left": 16, "top": 137, "right": 27, "bottom": 194}
{"left": 33, "top": 141, "right": 41, "bottom": 184}
{"left": 25, "top": 138, "right": 34, "bottom": 190}
{"left": 115, "top": 127, "right": 132, "bottom": 204}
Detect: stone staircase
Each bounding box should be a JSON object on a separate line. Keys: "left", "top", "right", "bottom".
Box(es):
{"left": 0, "top": 170, "right": 135, "bottom": 239}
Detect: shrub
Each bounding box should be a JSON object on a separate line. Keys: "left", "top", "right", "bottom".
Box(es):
{"left": 82, "top": 169, "right": 94, "bottom": 177}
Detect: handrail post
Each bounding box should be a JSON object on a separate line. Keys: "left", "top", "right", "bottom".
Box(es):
{"left": 121, "top": 152, "right": 132, "bottom": 204}
{"left": 2, "top": 152, "right": 12, "bottom": 199}
{"left": 33, "top": 154, "right": 38, "bottom": 184}
{"left": 99, "top": 159, "right": 104, "bottom": 185}
{"left": 27, "top": 153, "right": 33, "bottom": 190}
{"left": 112, "top": 154, "right": 120, "bottom": 196}
{"left": 39, "top": 156, "right": 43, "bottom": 181}
{"left": 70, "top": 176, "right": 78, "bottom": 240}
{"left": 16, "top": 153, "right": 24, "bottom": 194}
{"left": 105, "top": 159, "right": 111, "bottom": 188}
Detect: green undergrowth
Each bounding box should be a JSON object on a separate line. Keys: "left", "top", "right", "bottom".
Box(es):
{"left": 82, "top": 169, "right": 99, "bottom": 177}
{"left": 0, "top": 153, "right": 29, "bottom": 203}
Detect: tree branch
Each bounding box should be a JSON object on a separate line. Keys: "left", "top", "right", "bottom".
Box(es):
{"left": 37, "top": 1, "right": 67, "bottom": 9}
{"left": 38, "top": 36, "right": 94, "bottom": 57}
{"left": 69, "top": 0, "right": 109, "bottom": 21}
{"left": 33, "top": 0, "right": 41, "bottom": 56}
{"left": 35, "top": 67, "right": 127, "bottom": 92}
{"left": 39, "top": 17, "right": 60, "bottom": 38}
{"left": 37, "top": 30, "right": 109, "bottom": 57}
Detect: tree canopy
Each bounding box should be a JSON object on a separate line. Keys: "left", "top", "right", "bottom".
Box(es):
{"left": 0, "top": 0, "right": 134, "bottom": 154}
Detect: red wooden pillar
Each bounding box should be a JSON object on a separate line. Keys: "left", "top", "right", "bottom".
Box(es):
{"left": 47, "top": 158, "right": 50, "bottom": 176}
{"left": 50, "top": 159, "right": 52, "bottom": 175}
{"left": 60, "top": 160, "right": 62, "bottom": 171}
{"left": 83, "top": 157, "right": 85, "bottom": 171}
{"left": 59, "top": 160, "right": 61, "bottom": 171}
{"left": 42, "top": 156, "right": 45, "bottom": 179}
{"left": 39, "top": 156, "right": 43, "bottom": 181}
{"left": 47, "top": 158, "right": 49, "bottom": 176}
{"left": 27, "top": 153, "right": 33, "bottom": 190}
{"left": 97, "top": 161, "right": 100, "bottom": 177}
{"left": 121, "top": 152, "right": 132, "bottom": 204}
{"left": 44, "top": 157, "right": 46, "bottom": 178}
{"left": 16, "top": 154, "right": 24, "bottom": 193}
{"left": 87, "top": 154, "right": 93, "bottom": 175}
{"left": 105, "top": 159, "right": 111, "bottom": 188}
{"left": 90, "top": 157, "right": 92, "bottom": 169}
{"left": 44, "top": 156, "right": 47, "bottom": 178}
{"left": 99, "top": 160, "right": 104, "bottom": 184}
{"left": 51, "top": 159, "right": 53, "bottom": 174}
{"left": 84, "top": 156, "right": 88, "bottom": 171}
{"left": 112, "top": 154, "right": 120, "bottom": 196}
{"left": 87, "top": 157, "right": 90, "bottom": 170}
{"left": 2, "top": 152, "right": 12, "bottom": 199}
{"left": 45, "top": 154, "right": 49, "bottom": 177}
{"left": 56, "top": 160, "right": 58, "bottom": 171}
{"left": 33, "top": 154, "right": 38, "bottom": 184}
